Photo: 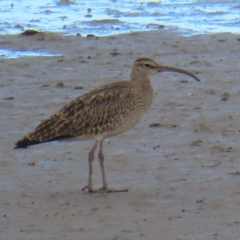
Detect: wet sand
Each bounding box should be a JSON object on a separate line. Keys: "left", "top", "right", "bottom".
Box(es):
{"left": 0, "top": 30, "right": 240, "bottom": 240}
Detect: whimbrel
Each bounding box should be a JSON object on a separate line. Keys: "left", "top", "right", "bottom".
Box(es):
{"left": 15, "top": 57, "right": 200, "bottom": 193}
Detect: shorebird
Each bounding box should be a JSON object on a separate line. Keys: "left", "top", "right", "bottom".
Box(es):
{"left": 15, "top": 57, "right": 200, "bottom": 193}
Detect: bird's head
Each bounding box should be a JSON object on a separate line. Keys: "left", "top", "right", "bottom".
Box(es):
{"left": 133, "top": 57, "right": 200, "bottom": 82}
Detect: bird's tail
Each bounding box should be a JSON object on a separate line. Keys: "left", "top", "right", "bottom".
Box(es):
{"left": 14, "top": 136, "right": 41, "bottom": 148}
{"left": 14, "top": 112, "right": 74, "bottom": 149}
{"left": 15, "top": 117, "right": 52, "bottom": 148}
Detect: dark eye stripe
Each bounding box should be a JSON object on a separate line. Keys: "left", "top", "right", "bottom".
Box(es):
{"left": 143, "top": 63, "right": 154, "bottom": 69}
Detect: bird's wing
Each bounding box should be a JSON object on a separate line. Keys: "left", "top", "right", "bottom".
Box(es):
{"left": 15, "top": 81, "right": 134, "bottom": 147}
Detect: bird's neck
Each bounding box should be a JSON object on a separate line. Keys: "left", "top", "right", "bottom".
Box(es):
{"left": 130, "top": 71, "right": 154, "bottom": 109}
{"left": 130, "top": 71, "right": 153, "bottom": 91}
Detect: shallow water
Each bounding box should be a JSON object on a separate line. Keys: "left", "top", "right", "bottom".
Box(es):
{"left": 0, "top": 0, "right": 240, "bottom": 37}
{"left": 0, "top": 49, "right": 62, "bottom": 58}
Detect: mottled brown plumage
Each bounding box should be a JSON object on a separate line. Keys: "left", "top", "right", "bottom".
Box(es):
{"left": 15, "top": 57, "right": 200, "bottom": 193}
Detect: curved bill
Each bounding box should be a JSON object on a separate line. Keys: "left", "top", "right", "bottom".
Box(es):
{"left": 157, "top": 65, "right": 200, "bottom": 82}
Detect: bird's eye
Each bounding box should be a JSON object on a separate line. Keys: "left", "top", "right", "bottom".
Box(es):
{"left": 143, "top": 63, "right": 151, "bottom": 68}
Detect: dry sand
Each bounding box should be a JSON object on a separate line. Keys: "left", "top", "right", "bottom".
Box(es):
{"left": 0, "top": 30, "right": 240, "bottom": 240}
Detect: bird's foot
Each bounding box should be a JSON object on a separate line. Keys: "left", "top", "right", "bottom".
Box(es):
{"left": 82, "top": 186, "right": 129, "bottom": 193}
{"left": 101, "top": 186, "right": 129, "bottom": 193}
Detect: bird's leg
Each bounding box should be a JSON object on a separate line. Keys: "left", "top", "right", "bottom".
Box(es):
{"left": 98, "top": 140, "right": 108, "bottom": 190}
{"left": 97, "top": 140, "right": 129, "bottom": 193}
{"left": 82, "top": 140, "right": 128, "bottom": 193}
{"left": 82, "top": 140, "right": 98, "bottom": 192}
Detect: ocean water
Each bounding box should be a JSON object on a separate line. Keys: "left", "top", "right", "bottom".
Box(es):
{"left": 0, "top": 0, "right": 239, "bottom": 36}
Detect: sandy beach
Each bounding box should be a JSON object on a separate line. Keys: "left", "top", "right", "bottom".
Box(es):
{"left": 0, "top": 30, "right": 240, "bottom": 240}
